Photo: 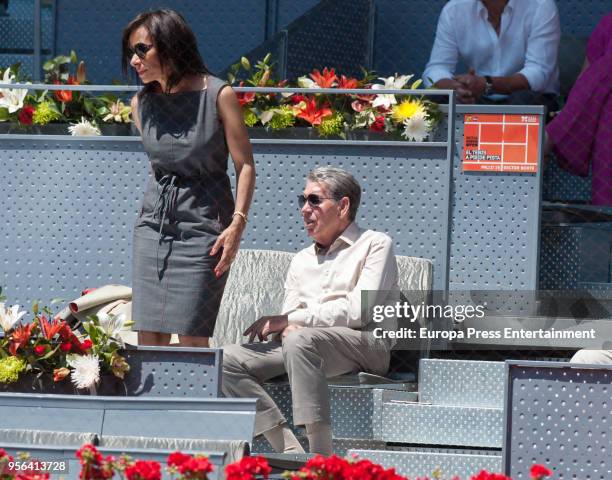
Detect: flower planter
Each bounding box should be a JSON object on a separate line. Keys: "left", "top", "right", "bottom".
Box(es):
{"left": 0, "top": 122, "right": 137, "bottom": 136}
{"left": 0, "top": 373, "right": 123, "bottom": 395}
{"left": 99, "top": 123, "right": 138, "bottom": 136}
{"left": 0, "top": 346, "right": 221, "bottom": 397}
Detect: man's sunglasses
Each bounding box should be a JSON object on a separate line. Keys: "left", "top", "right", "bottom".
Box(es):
{"left": 127, "top": 43, "right": 153, "bottom": 60}
{"left": 297, "top": 194, "right": 335, "bottom": 208}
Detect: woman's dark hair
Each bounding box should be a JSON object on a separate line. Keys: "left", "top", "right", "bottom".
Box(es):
{"left": 122, "top": 9, "right": 210, "bottom": 94}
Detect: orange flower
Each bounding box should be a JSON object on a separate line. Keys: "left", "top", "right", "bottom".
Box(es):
{"left": 338, "top": 75, "right": 358, "bottom": 89}
{"left": 296, "top": 97, "right": 332, "bottom": 126}
{"left": 309, "top": 67, "right": 337, "bottom": 88}
{"left": 53, "top": 367, "right": 70, "bottom": 382}
{"left": 39, "top": 315, "right": 66, "bottom": 340}
{"left": 54, "top": 75, "right": 78, "bottom": 103}
{"left": 8, "top": 323, "right": 35, "bottom": 355}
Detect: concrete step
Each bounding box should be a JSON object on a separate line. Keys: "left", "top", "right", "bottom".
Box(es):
{"left": 349, "top": 448, "right": 502, "bottom": 479}
{"left": 419, "top": 358, "right": 505, "bottom": 408}
{"left": 380, "top": 401, "right": 503, "bottom": 447}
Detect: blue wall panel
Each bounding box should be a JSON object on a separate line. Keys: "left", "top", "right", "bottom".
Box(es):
{"left": 54, "top": 0, "right": 268, "bottom": 83}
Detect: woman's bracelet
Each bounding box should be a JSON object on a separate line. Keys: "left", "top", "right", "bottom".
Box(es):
{"left": 232, "top": 211, "right": 248, "bottom": 224}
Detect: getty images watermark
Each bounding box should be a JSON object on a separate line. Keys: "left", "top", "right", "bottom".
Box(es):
{"left": 361, "top": 290, "right": 608, "bottom": 350}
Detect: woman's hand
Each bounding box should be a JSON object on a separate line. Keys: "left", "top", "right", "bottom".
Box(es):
{"left": 210, "top": 217, "right": 245, "bottom": 277}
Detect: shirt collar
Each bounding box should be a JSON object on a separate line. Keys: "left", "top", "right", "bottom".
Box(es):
{"left": 313, "top": 222, "right": 361, "bottom": 255}
{"left": 477, "top": 0, "right": 514, "bottom": 18}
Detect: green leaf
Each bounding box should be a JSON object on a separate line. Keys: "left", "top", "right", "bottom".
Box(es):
{"left": 54, "top": 55, "right": 71, "bottom": 65}
{"left": 0, "top": 108, "right": 10, "bottom": 121}
{"left": 263, "top": 53, "right": 272, "bottom": 64}
{"left": 411, "top": 79, "right": 423, "bottom": 90}
{"left": 70, "top": 50, "right": 78, "bottom": 64}
{"left": 227, "top": 73, "right": 235, "bottom": 84}
{"left": 241, "top": 57, "right": 251, "bottom": 71}
{"left": 83, "top": 99, "right": 95, "bottom": 115}
{"left": 32, "top": 301, "right": 39, "bottom": 315}
{"left": 42, "top": 60, "right": 55, "bottom": 71}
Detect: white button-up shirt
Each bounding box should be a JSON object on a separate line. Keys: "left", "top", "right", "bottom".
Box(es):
{"left": 422, "top": 0, "right": 560, "bottom": 94}
{"left": 281, "top": 222, "right": 399, "bottom": 329}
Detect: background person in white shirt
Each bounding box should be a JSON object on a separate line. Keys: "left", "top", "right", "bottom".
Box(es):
{"left": 422, "top": 0, "right": 560, "bottom": 108}
{"left": 221, "top": 167, "right": 399, "bottom": 455}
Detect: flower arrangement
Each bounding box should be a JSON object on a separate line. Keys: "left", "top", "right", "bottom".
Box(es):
{"left": 228, "top": 54, "right": 442, "bottom": 141}
{"left": 0, "top": 445, "right": 554, "bottom": 480}
{"left": 0, "top": 51, "right": 132, "bottom": 135}
{"left": 1, "top": 51, "right": 440, "bottom": 140}
{"left": 0, "top": 287, "right": 129, "bottom": 391}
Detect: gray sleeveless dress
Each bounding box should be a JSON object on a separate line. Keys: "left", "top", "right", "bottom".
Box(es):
{"left": 132, "top": 76, "right": 234, "bottom": 336}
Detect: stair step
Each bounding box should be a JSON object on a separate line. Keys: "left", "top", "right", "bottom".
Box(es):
{"left": 264, "top": 383, "right": 416, "bottom": 440}
{"left": 419, "top": 359, "right": 505, "bottom": 408}
{"left": 381, "top": 402, "right": 503, "bottom": 447}
{"left": 349, "top": 448, "right": 502, "bottom": 479}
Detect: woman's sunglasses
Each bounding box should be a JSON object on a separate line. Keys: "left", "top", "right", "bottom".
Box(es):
{"left": 297, "top": 194, "right": 336, "bottom": 208}
{"left": 127, "top": 43, "right": 153, "bottom": 60}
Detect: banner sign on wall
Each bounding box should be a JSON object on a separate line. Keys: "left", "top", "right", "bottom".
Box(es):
{"left": 462, "top": 114, "right": 540, "bottom": 173}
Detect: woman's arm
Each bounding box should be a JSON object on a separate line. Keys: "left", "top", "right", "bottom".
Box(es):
{"left": 210, "top": 85, "right": 256, "bottom": 277}
{"left": 130, "top": 94, "right": 142, "bottom": 134}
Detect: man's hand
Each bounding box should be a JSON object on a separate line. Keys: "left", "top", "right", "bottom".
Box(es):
{"left": 434, "top": 78, "right": 476, "bottom": 104}
{"left": 243, "top": 315, "right": 289, "bottom": 342}
{"left": 281, "top": 324, "right": 304, "bottom": 338}
{"left": 454, "top": 68, "right": 486, "bottom": 101}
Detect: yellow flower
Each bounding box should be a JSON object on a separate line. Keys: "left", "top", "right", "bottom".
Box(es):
{"left": 392, "top": 99, "right": 425, "bottom": 122}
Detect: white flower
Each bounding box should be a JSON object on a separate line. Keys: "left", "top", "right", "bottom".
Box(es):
{"left": 68, "top": 117, "right": 101, "bottom": 136}
{"left": 97, "top": 312, "right": 127, "bottom": 338}
{"left": 68, "top": 354, "right": 100, "bottom": 389}
{"left": 371, "top": 74, "right": 413, "bottom": 109}
{"left": 0, "top": 303, "right": 27, "bottom": 332}
{"left": 296, "top": 76, "right": 317, "bottom": 89}
{"left": 0, "top": 68, "right": 29, "bottom": 114}
{"left": 401, "top": 111, "right": 431, "bottom": 142}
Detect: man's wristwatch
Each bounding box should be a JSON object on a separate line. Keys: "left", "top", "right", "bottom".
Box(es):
{"left": 484, "top": 75, "right": 494, "bottom": 96}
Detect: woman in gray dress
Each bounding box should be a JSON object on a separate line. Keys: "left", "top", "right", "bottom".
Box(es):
{"left": 122, "top": 10, "right": 255, "bottom": 347}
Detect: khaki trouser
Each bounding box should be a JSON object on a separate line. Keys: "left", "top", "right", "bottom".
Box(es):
{"left": 221, "top": 326, "right": 390, "bottom": 437}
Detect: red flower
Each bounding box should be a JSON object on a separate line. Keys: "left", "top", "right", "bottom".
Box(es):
{"left": 18, "top": 105, "right": 35, "bottom": 125}
{"left": 76, "top": 443, "right": 114, "bottom": 480}
{"left": 296, "top": 97, "right": 332, "bottom": 126}
{"left": 54, "top": 75, "right": 78, "bottom": 103}
{"left": 60, "top": 342, "right": 72, "bottom": 352}
{"left": 370, "top": 115, "right": 386, "bottom": 132}
{"left": 470, "top": 471, "right": 512, "bottom": 480}
{"left": 290, "top": 94, "right": 307, "bottom": 104}
{"left": 34, "top": 345, "right": 47, "bottom": 356}
{"left": 8, "top": 323, "right": 35, "bottom": 356}
{"left": 81, "top": 339, "right": 93, "bottom": 350}
{"left": 179, "top": 456, "right": 214, "bottom": 478}
{"left": 125, "top": 460, "right": 161, "bottom": 480}
{"left": 236, "top": 81, "right": 255, "bottom": 107}
{"left": 530, "top": 464, "right": 552, "bottom": 479}
{"left": 338, "top": 75, "right": 358, "bottom": 90}
{"left": 309, "top": 67, "right": 337, "bottom": 88}
{"left": 167, "top": 452, "right": 191, "bottom": 468}
{"left": 225, "top": 456, "right": 271, "bottom": 480}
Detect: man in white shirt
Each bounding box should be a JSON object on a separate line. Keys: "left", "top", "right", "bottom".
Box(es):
{"left": 221, "top": 167, "right": 399, "bottom": 455}
{"left": 422, "top": 0, "right": 560, "bottom": 108}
